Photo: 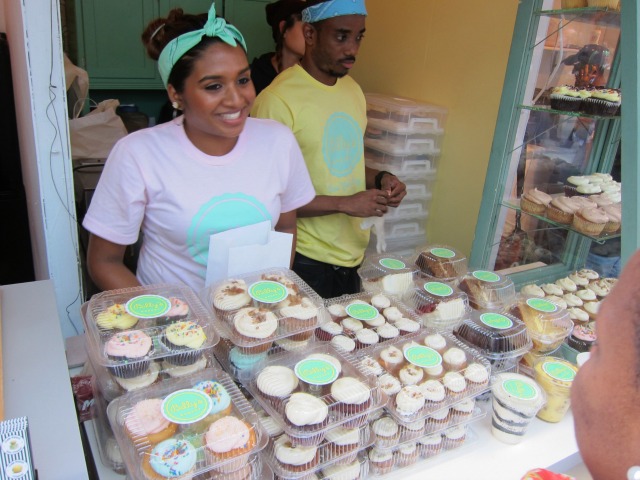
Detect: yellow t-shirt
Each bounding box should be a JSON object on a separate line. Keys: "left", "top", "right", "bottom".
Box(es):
{"left": 252, "top": 65, "right": 369, "bottom": 267}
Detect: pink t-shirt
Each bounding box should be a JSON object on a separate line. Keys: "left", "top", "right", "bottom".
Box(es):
{"left": 83, "top": 116, "right": 314, "bottom": 291}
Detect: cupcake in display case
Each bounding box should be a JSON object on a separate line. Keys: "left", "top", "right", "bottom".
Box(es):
{"left": 357, "top": 253, "right": 418, "bottom": 298}
{"left": 411, "top": 244, "right": 468, "bottom": 284}
{"left": 457, "top": 270, "right": 516, "bottom": 311}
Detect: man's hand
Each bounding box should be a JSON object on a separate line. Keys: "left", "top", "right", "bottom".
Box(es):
{"left": 340, "top": 189, "right": 391, "bottom": 217}
{"left": 380, "top": 173, "right": 407, "bottom": 207}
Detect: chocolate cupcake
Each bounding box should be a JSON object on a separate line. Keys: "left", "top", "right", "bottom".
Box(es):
{"left": 160, "top": 320, "right": 207, "bottom": 366}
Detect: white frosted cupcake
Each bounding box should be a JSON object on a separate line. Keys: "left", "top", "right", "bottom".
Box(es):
{"left": 382, "top": 307, "right": 404, "bottom": 323}
{"left": 576, "top": 288, "right": 597, "bottom": 302}
{"left": 544, "top": 295, "right": 568, "bottom": 309}
{"left": 540, "top": 283, "right": 564, "bottom": 296}
{"left": 396, "top": 385, "right": 426, "bottom": 416}
{"left": 330, "top": 335, "right": 356, "bottom": 353}
{"left": 464, "top": 363, "right": 489, "bottom": 388}
{"left": 555, "top": 277, "right": 577, "bottom": 293}
{"left": 399, "top": 364, "right": 424, "bottom": 386}
{"left": 377, "top": 373, "right": 402, "bottom": 397}
{"left": 563, "top": 293, "right": 583, "bottom": 308}
{"left": 417, "top": 433, "right": 443, "bottom": 458}
{"left": 376, "top": 322, "right": 400, "bottom": 341}
{"left": 443, "top": 372, "right": 467, "bottom": 398}
{"left": 423, "top": 333, "right": 448, "bottom": 353}
{"left": 568, "top": 307, "right": 589, "bottom": 324}
{"left": 360, "top": 355, "right": 384, "bottom": 377}
{"left": 370, "top": 294, "right": 391, "bottom": 310}
{"left": 520, "top": 284, "right": 545, "bottom": 298}
{"left": 419, "top": 379, "right": 446, "bottom": 406}
{"left": 371, "top": 416, "right": 400, "bottom": 448}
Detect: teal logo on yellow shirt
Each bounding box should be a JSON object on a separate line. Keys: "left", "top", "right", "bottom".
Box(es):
{"left": 187, "top": 193, "right": 271, "bottom": 271}
{"left": 323, "top": 112, "right": 363, "bottom": 178}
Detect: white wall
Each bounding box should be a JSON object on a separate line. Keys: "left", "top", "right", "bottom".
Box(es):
{"left": 2, "top": 0, "right": 83, "bottom": 338}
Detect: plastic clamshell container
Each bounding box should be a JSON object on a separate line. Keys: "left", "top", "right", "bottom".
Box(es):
{"left": 364, "top": 128, "right": 442, "bottom": 155}
{"left": 404, "top": 280, "right": 471, "bottom": 331}
{"left": 370, "top": 331, "right": 492, "bottom": 423}
{"left": 202, "top": 268, "right": 329, "bottom": 353}
{"left": 506, "top": 295, "right": 574, "bottom": 353}
{"left": 262, "top": 424, "right": 372, "bottom": 479}
{"left": 364, "top": 147, "right": 438, "bottom": 180}
{"left": 518, "top": 345, "right": 562, "bottom": 378}
{"left": 312, "top": 452, "right": 369, "bottom": 480}
{"left": 91, "top": 378, "right": 126, "bottom": 475}
{"left": 379, "top": 220, "right": 427, "bottom": 243}
{"left": 458, "top": 270, "right": 516, "bottom": 311}
{"left": 83, "top": 283, "right": 219, "bottom": 375}
{"left": 453, "top": 310, "right": 532, "bottom": 360}
{"left": 410, "top": 244, "right": 468, "bottom": 285}
{"left": 246, "top": 343, "right": 387, "bottom": 447}
{"left": 404, "top": 178, "right": 434, "bottom": 201}
{"left": 365, "top": 93, "right": 447, "bottom": 135}
{"left": 383, "top": 198, "right": 430, "bottom": 222}
{"left": 357, "top": 254, "right": 419, "bottom": 298}
{"left": 108, "top": 367, "right": 268, "bottom": 480}
{"left": 320, "top": 291, "right": 424, "bottom": 351}
{"left": 532, "top": 356, "right": 578, "bottom": 423}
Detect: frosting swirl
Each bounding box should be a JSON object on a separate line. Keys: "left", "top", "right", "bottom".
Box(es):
{"left": 105, "top": 330, "right": 152, "bottom": 358}
{"left": 285, "top": 393, "right": 328, "bottom": 426}
{"left": 164, "top": 321, "right": 206, "bottom": 349}
{"left": 233, "top": 307, "right": 278, "bottom": 339}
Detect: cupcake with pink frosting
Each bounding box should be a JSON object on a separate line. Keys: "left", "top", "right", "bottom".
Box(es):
{"left": 520, "top": 188, "right": 552, "bottom": 215}
{"left": 572, "top": 207, "right": 609, "bottom": 236}
{"left": 104, "top": 330, "right": 153, "bottom": 378}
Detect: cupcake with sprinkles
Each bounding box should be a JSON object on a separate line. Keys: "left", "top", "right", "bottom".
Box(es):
{"left": 160, "top": 321, "right": 207, "bottom": 366}
{"left": 104, "top": 330, "right": 153, "bottom": 379}
{"left": 141, "top": 438, "right": 197, "bottom": 480}
{"left": 193, "top": 380, "right": 233, "bottom": 427}
{"left": 96, "top": 303, "right": 138, "bottom": 331}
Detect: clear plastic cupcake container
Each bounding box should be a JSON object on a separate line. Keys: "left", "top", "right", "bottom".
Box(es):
{"left": 404, "top": 280, "right": 471, "bottom": 331}
{"left": 245, "top": 343, "right": 387, "bottom": 447}
{"left": 365, "top": 93, "right": 447, "bottom": 135}
{"left": 369, "top": 331, "right": 492, "bottom": 423}
{"left": 453, "top": 310, "right": 533, "bottom": 368}
{"left": 195, "top": 453, "right": 267, "bottom": 479}
{"left": 358, "top": 254, "right": 418, "bottom": 298}
{"left": 410, "top": 244, "right": 468, "bottom": 285}
{"left": 262, "top": 424, "right": 372, "bottom": 479}
{"left": 364, "top": 147, "right": 438, "bottom": 179}
{"left": 108, "top": 367, "right": 268, "bottom": 479}
{"left": 91, "top": 378, "right": 126, "bottom": 475}
{"left": 83, "top": 284, "right": 219, "bottom": 384}
{"left": 532, "top": 356, "right": 578, "bottom": 423}
{"left": 202, "top": 269, "right": 328, "bottom": 354}
{"left": 320, "top": 291, "right": 423, "bottom": 352}
{"left": 505, "top": 295, "right": 574, "bottom": 353}
{"left": 364, "top": 131, "right": 442, "bottom": 156}
{"left": 458, "top": 270, "right": 516, "bottom": 311}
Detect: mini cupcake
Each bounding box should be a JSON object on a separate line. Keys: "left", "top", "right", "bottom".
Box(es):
{"left": 233, "top": 307, "right": 278, "bottom": 354}
{"left": 284, "top": 393, "right": 329, "bottom": 438}
{"left": 371, "top": 416, "right": 400, "bottom": 448}
{"left": 398, "top": 364, "right": 424, "bottom": 386}
{"left": 442, "top": 371, "right": 467, "bottom": 399}
{"left": 583, "top": 301, "right": 600, "bottom": 320}
{"left": 417, "top": 433, "right": 443, "bottom": 458}
{"left": 423, "top": 333, "right": 448, "bottom": 353}
{"left": 368, "top": 447, "right": 395, "bottom": 475}
{"left": 331, "top": 335, "right": 356, "bottom": 353}
{"left": 204, "top": 416, "right": 257, "bottom": 473}
{"left": 370, "top": 294, "right": 391, "bottom": 310}
{"left": 394, "top": 318, "right": 421, "bottom": 335}
{"left": 403, "top": 418, "right": 426, "bottom": 440}
{"left": 321, "top": 459, "right": 362, "bottom": 480}
{"left": 450, "top": 398, "right": 476, "bottom": 422}
{"left": 568, "top": 307, "right": 590, "bottom": 325}
{"left": 555, "top": 277, "right": 577, "bottom": 293}
{"left": 602, "top": 203, "right": 621, "bottom": 233}
{"left": 113, "top": 362, "right": 161, "bottom": 392}
{"left": 587, "top": 279, "right": 612, "bottom": 298}
{"left": 124, "top": 399, "right": 178, "bottom": 446}
{"left": 442, "top": 347, "right": 467, "bottom": 371}
{"left": 379, "top": 345, "right": 405, "bottom": 374}
{"left": 161, "top": 321, "right": 207, "bottom": 366}
{"left": 546, "top": 196, "right": 579, "bottom": 224}
{"left": 105, "top": 330, "right": 153, "bottom": 378}
{"left": 541, "top": 283, "right": 564, "bottom": 297}
{"left": 342, "top": 318, "right": 364, "bottom": 335}
{"left": 328, "top": 304, "right": 348, "bottom": 321}
{"left": 419, "top": 379, "right": 446, "bottom": 407}
{"left": 330, "top": 377, "right": 372, "bottom": 426}
{"left": 376, "top": 323, "right": 400, "bottom": 342}
{"left": 395, "top": 385, "right": 426, "bottom": 417}
{"left": 563, "top": 293, "right": 583, "bottom": 308}
{"left": 96, "top": 303, "right": 138, "bottom": 331}
{"left": 315, "top": 321, "right": 343, "bottom": 341}
{"left": 395, "top": 442, "right": 419, "bottom": 468}
{"left": 273, "top": 435, "right": 319, "bottom": 473}
{"left": 382, "top": 307, "right": 404, "bottom": 323}
{"left": 544, "top": 295, "right": 568, "bottom": 310}
{"left": 141, "top": 438, "right": 197, "bottom": 480}
{"left": 366, "top": 314, "right": 387, "bottom": 328}
{"left": 359, "top": 355, "right": 384, "bottom": 377}
{"left": 520, "top": 188, "right": 552, "bottom": 215}
{"left": 568, "top": 271, "right": 591, "bottom": 287}
{"left": 354, "top": 328, "right": 380, "bottom": 349}
{"left": 572, "top": 207, "right": 608, "bottom": 236}
{"left": 377, "top": 373, "right": 402, "bottom": 397}
{"left": 427, "top": 407, "right": 450, "bottom": 428}
{"left": 443, "top": 425, "right": 467, "bottom": 449}
{"left": 463, "top": 362, "right": 489, "bottom": 389}
{"left": 256, "top": 366, "right": 299, "bottom": 404}
{"left": 567, "top": 322, "right": 597, "bottom": 352}
{"left": 211, "top": 279, "right": 251, "bottom": 323}
{"left": 576, "top": 288, "right": 597, "bottom": 302}
{"left": 520, "top": 284, "right": 545, "bottom": 298}
{"left": 325, "top": 426, "right": 360, "bottom": 462}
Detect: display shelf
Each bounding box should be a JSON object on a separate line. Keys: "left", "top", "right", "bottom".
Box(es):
{"left": 502, "top": 200, "right": 621, "bottom": 244}
{"left": 519, "top": 104, "right": 620, "bottom": 119}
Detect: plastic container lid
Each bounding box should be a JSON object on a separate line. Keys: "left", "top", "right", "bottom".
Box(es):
{"left": 411, "top": 244, "right": 468, "bottom": 284}
{"left": 506, "top": 295, "right": 573, "bottom": 353}
{"left": 365, "top": 93, "right": 447, "bottom": 135}
{"left": 108, "top": 367, "right": 268, "bottom": 480}
{"left": 404, "top": 280, "right": 470, "bottom": 331}
{"left": 533, "top": 357, "right": 578, "bottom": 391}
{"left": 202, "top": 269, "right": 328, "bottom": 351}
{"left": 458, "top": 270, "right": 516, "bottom": 311}
{"left": 246, "top": 343, "right": 386, "bottom": 446}
{"left": 453, "top": 311, "right": 532, "bottom": 360}
{"left": 83, "top": 283, "right": 219, "bottom": 369}
{"left": 358, "top": 254, "right": 418, "bottom": 297}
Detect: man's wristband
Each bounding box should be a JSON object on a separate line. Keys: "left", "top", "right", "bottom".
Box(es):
{"left": 374, "top": 170, "right": 394, "bottom": 190}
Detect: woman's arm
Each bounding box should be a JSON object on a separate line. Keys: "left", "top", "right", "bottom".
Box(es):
{"left": 86, "top": 234, "right": 141, "bottom": 291}
{"left": 275, "top": 210, "right": 298, "bottom": 268}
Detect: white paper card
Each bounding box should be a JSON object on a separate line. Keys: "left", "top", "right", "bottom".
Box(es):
{"left": 205, "top": 220, "right": 293, "bottom": 286}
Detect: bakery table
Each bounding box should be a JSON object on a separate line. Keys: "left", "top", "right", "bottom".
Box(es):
{"left": 1, "top": 280, "right": 89, "bottom": 480}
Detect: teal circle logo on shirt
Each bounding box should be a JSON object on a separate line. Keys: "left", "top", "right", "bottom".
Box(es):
{"left": 323, "top": 112, "right": 363, "bottom": 178}
{"left": 187, "top": 193, "right": 272, "bottom": 270}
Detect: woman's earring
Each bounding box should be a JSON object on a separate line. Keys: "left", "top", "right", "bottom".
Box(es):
{"left": 172, "top": 101, "right": 181, "bottom": 110}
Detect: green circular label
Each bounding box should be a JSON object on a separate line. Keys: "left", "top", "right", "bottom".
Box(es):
{"left": 502, "top": 379, "right": 537, "bottom": 400}
{"left": 161, "top": 389, "right": 213, "bottom": 424}
{"left": 526, "top": 298, "right": 558, "bottom": 313}
{"left": 125, "top": 295, "right": 170, "bottom": 318}
{"left": 249, "top": 281, "right": 287, "bottom": 304}
{"left": 480, "top": 312, "right": 513, "bottom": 330}
{"left": 542, "top": 361, "right": 576, "bottom": 382}
{"left": 294, "top": 359, "right": 338, "bottom": 385}
{"left": 423, "top": 282, "right": 453, "bottom": 297}
{"left": 379, "top": 258, "right": 406, "bottom": 270}
{"left": 472, "top": 270, "right": 500, "bottom": 282}
{"left": 404, "top": 346, "right": 442, "bottom": 368}
{"left": 430, "top": 247, "right": 455, "bottom": 259}
{"left": 346, "top": 302, "right": 379, "bottom": 321}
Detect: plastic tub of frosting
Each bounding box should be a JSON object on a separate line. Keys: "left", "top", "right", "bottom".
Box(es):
{"left": 532, "top": 357, "right": 578, "bottom": 423}
{"left": 365, "top": 93, "right": 447, "bottom": 135}
{"left": 458, "top": 270, "right": 516, "bottom": 311}
{"left": 83, "top": 284, "right": 219, "bottom": 384}
{"left": 358, "top": 254, "right": 418, "bottom": 298}
{"left": 108, "top": 366, "right": 268, "bottom": 479}
{"left": 506, "top": 295, "right": 573, "bottom": 353}
{"left": 262, "top": 424, "right": 372, "bottom": 479}
{"left": 320, "top": 291, "right": 423, "bottom": 352}
{"left": 370, "top": 331, "right": 492, "bottom": 423}
{"left": 245, "top": 343, "right": 387, "bottom": 447}
{"left": 410, "top": 244, "right": 468, "bottom": 285}
{"left": 453, "top": 311, "right": 532, "bottom": 364}
{"left": 364, "top": 147, "right": 438, "bottom": 179}
{"left": 202, "top": 268, "right": 328, "bottom": 355}
{"left": 404, "top": 280, "right": 471, "bottom": 331}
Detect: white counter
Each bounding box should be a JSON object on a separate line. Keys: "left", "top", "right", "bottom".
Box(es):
{"left": 1, "top": 280, "right": 89, "bottom": 480}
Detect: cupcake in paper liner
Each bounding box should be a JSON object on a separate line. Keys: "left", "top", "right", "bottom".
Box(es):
{"left": 601, "top": 203, "right": 621, "bottom": 233}
{"left": 572, "top": 207, "right": 608, "bottom": 236}
{"left": 104, "top": 330, "right": 153, "bottom": 379}
{"left": 520, "top": 188, "right": 552, "bottom": 215}
{"left": 549, "top": 85, "right": 582, "bottom": 112}
{"left": 160, "top": 320, "right": 207, "bottom": 366}
{"left": 546, "top": 196, "right": 579, "bottom": 224}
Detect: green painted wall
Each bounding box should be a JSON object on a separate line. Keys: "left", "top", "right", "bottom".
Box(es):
{"left": 351, "top": 0, "right": 519, "bottom": 257}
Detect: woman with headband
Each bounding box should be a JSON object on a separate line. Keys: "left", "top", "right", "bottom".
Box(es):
{"left": 82, "top": 3, "right": 315, "bottom": 292}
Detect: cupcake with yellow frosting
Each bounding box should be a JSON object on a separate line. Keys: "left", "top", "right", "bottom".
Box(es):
{"left": 160, "top": 320, "right": 207, "bottom": 366}
{"left": 549, "top": 85, "right": 582, "bottom": 111}
{"left": 96, "top": 303, "right": 138, "bottom": 331}
{"left": 583, "top": 88, "right": 621, "bottom": 116}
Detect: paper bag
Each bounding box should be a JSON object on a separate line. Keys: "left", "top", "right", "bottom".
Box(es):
{"left": 68, "top": 99, "right": 129, "bottom": 159}
{"left": 205, "top": 221, "right": 293, "bottom": 287}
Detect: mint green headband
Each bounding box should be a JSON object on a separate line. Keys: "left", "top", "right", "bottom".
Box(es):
{"left": 158, "top": 2, "right": 247, "bottom": 88}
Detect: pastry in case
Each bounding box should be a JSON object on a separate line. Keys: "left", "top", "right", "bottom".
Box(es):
{"left": 405, "top": 280, "right": 470, "bottom": 331}
{"left": 458, "top": 270, "right": 516, "bottom": 311}
{"left": 246, "top": 344, "right": 386, "bottom": 448}
{"left": 411, "top": 244, "right": 468, "bottom": 284}
{"left": 357, "top": 253, "right": 418, "bottom": 298}
{"left": 107, "top": 367, "right": 268, "bottom": 479}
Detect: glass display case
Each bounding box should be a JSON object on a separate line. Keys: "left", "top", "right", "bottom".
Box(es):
{"left": 469, "top": 0, "right": 638, "bottom": 285}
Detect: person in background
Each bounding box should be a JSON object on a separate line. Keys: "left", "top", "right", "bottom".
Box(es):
{"left": 250, "top": 0, "right": 307, "bottom": 96}
{"left": 570, "top": 248, "right": 640, "bottom": 479}
{"left": 252, "top": 0, "right": 406, "bottom": 299}
{"left": 83, "top": 3, "right": 314, "bottom": 292}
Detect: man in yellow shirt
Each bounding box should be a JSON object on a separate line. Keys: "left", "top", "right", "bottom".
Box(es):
{"left": 252, "top": 0, "right": 406, "bottom": 298}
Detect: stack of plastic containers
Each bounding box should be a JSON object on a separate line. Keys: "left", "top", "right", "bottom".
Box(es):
{"left": 246, "top": 343, "right": 386, "bottom": 479}
{"left": 361, "top": 330, "right": 490, "bottom": 475}
{"left": 364, "top": 93, "right": 448, "bottom": 256}
{"left": 203, "top": 268, "right": 329, "bottom": 382}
